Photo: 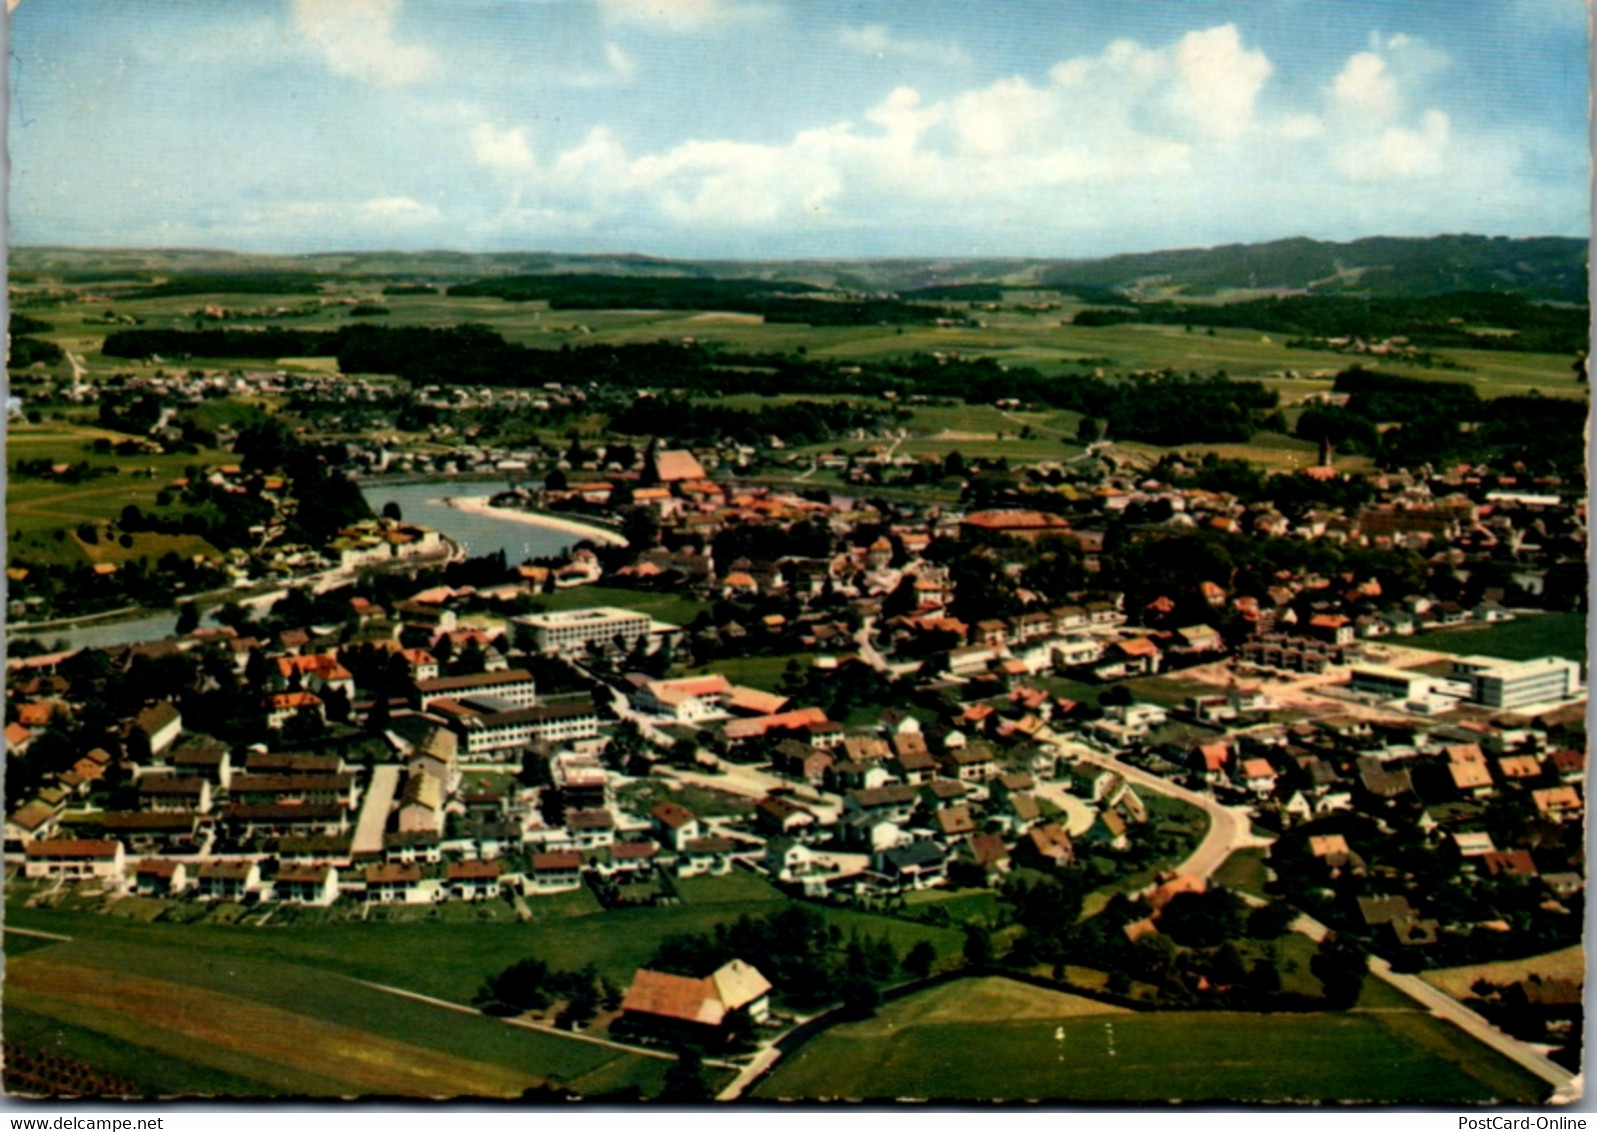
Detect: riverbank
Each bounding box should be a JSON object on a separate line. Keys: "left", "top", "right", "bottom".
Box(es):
{"left": 444, "top": 496, "right": 628, "bottom": 547}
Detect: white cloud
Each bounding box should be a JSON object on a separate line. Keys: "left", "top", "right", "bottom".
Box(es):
{"left": 359, "top": 196, "right": 441, "bottom": 225}
{"left": 604, "top": 42, "right": 636, "bottom": 78}
{"left": 1335, "top": 108, "right": 1452, "bottom": 181}
{"left": 471, "top": 123, "right": 536, "bottom": 176}
{"left": 292, "top": 0, "right": 435, "bottom": 87}
{"left": 1331, "top": 52, "right": 1399, "bottom": 120}
{"left": 1168, "top": 24, "right": 1273, "bottom": 138}
{"left": 457, "top": 21, "right": 1550, "bottom": 250}
{"left": 838, "top": 24, "right": 970, "bottom": 67}
{"left": 595, "top": 0, "right": 764, "bottom": 33}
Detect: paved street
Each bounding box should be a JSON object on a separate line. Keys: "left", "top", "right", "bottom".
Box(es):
{"left": 352, "top": 764, "right": 402, "bottom": 855}
{"left": 1367, "top": 956, "right": 1580, "bottom": 1102}
{"left": 1051, "top": 737, "right": 1270, "bottom": 880}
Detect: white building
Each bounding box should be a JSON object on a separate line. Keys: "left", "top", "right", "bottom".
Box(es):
{"left": 1448, "top": 655, "right": 1583, "bottom": 710}
{"left": 513, "top": 607, "right": 666, "bottom": 657}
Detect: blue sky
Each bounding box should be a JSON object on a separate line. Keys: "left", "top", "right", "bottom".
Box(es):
{"left": 7, "top": 0, "right": 1591, "bottom": 258}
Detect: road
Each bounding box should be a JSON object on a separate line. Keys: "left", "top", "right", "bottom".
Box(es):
{"left": 1367, "top": 956, "right": 1580, "bottom": 1102}
{"left": 352, "top": 764, "right": 402, "bottom": 855}
{"left": 1050, "top": 736, "right": 1270, "bottom": 880}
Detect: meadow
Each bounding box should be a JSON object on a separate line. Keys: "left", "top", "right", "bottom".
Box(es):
{"left": 3, "top": 874, "right": 962, "bottom": 1098}
{"left": 1402, "top": 612, "right": 1588, "bottom": 663}
{"left": 753, "top": 975, "right": 1550, "bottom": 1103}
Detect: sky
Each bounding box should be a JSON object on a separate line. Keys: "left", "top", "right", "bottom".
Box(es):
{"left": 6, "top": 0, "right": 1592, "bottom": 259}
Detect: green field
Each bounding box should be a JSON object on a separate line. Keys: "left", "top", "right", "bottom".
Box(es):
{"left": 1211, "top": 848, "right": 1270, "bottom": 899}
{"left": 536, "top": 584, "right": 706, "bottom": 629}
{"left": 681, "top": 651, "right": 811, "bottom": 692}
{"left": 1403, "top": 613, "right": 1588, "bottom": 663}
{"left": 4, "top": 935, "right": 691, "bottom": 1099}
{"left": 754, "top": 975, "right": 1549, "bottom": 1103}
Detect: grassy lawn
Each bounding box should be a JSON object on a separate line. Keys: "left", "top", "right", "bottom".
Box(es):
{"left": 536, "top": 585, "right": 706, "bottom": 628}
{"left": 673, "top": 870, "right": 788, "bottom": 905}
{"left": 6, "top": 887, "right": 960, "bottom": 1009}
{"left": 523, "top": 886, "right": 605, "bottom": 920}
{"left": 1403, "top": 613, "right": 1588, "bottom": 663}
{"left": 901, "top": 888, "right": 1003, "bottom": 925}
{"left": 755, "top": 975, "right": 1549, "bottom": 1102}
{"left": 680, "top": 651, "right": 811, "bottom": 692}
{"left": 1211, "top": 848, "right": 1270, "bottom": 899}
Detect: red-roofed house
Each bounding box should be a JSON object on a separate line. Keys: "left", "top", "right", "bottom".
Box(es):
{"left": 616, "top": 958, "right": 771, "bottom": 1044}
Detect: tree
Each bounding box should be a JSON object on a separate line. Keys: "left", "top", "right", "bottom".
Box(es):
{"left": 175, "top": 602, "right": 200, "bottom": 636}
{"left": 660, "top": 1047, "right": 710, "bottom": 1102}
{"left": 902, "top": 940, "right": 937, "bottom": 979}
{"left": 1310, "top": 935, "right": 1367, "bottom": 1010}
{"left": 1077, "top": 417, "right": 1101, "bottom": 444}
{"left": 1246, "top": 900, "right": 1298, "bottom": 941}
{"left": 838, "top": 974, "right": 881, "bottom": 1019}
{"left": 381, "top": 500, "right": 403, "bottom": 521}
{"left": 962, "top": 922, "right": 993, "bottom": 967}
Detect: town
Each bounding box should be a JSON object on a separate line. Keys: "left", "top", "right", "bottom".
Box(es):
{"left": 4, "top": 277, "right": 1587, "bottom": 1099}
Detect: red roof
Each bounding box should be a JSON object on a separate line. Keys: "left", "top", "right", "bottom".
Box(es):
{"left": 25, "top": 838, "right": 120, "bottom": 859}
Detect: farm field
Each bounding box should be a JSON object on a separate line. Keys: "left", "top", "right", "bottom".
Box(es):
{"left": 754, "top": 975, "right": 1550, "bottom": 1103}
{"left": 4, "top": 938, "right": 686, "bottom": 1099}
{"left": 1420, "top": 945, "right": 1585, "bottom": 1001}
{"left": 1402, "top": 613, "right": 1588, "bottom": 663}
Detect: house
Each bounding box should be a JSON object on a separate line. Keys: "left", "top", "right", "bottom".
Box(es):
{"left": 447, "top": 859, "right": 503, "bottom": 899}
{"left": 365, "top": 863, "right": 424, "bottom": 904}
{"left": 939, "top": 742, "right": 997, "bottom": 782}
{"left": 1021, "top": 823, "right": 1074, "bottom": 869}
{"left": 650, "top": 802, "right": 701, "bottom": 851}
{"left": 23, "top": 838, "right": 124, "bottom": 883}
{"left": 133, "top": 701, "right": 182, "bottom": 756}
{"left": 679, "top": 836, "right": 740, "bottom": 877}
{"left": 1531, "top": 787, "right": 1582, "bottom": 821}
{"left": 564, "top": 808, "right": 617, "bottom": 849}
{"left": 876, "top": 840, "right": 948, "bottom": 891}
{"left": 616, "top": 958, "right": 771, "bottom": 1044}
{"left": 755, "top": 795, "right": 817, "bottom": 839}
{"left": 274, "top": 865, "right": 339, "bottom": 905}
{"left": 844, "top": 784, "right": 918, "bottom": 824}
{"left": 529, "top": 851, "right": 584, "bottom": 893}
{"left": 1238, "top": 758, "right": 1276, "bottom": 796}
{"left": 137, "top": 775, "right": 214, "bottom": 815}
{"left": 197, "top": 860, "right": 261, "bottom": 901}
{"left": 134, "top": 858, "right": 188, "bottom": 897}
{"left": 1448, "top": 760, "right": 1495, "bottom": 798}
{"left": 383, "top": 831, "right": 443, "bottom": 865}
{"left": 5, "top": 800, "right": 60, "bottom": 849}
{"left": 1192, "top": 742, "right": 1231, "bottom": 785}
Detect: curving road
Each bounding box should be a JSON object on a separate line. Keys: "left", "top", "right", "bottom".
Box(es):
{"left": 1049, "top": 736, "right": 1268, "bottom": 880}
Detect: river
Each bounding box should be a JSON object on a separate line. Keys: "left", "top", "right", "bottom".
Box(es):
{"left": 360, "top": 480, "right": 585, "bottom": 563}
{"left": 6, "top": 480, "right": 583, "bottom": 654}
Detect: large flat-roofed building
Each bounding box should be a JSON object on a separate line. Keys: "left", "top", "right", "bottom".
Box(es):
{"left": 416, "top": 669, "right": 538, "bottom": 711}
{"left": 514, "top": 607, "right": 659, "bottom": 657}
{"left": 447, "top": 700, "right": 601, "bottom": 758}
{"left": 1448, "top": 655, "right": 1583, "bottom": 710}
{"left": 1348, "top": 664, "right": 1432, "bottom": 701}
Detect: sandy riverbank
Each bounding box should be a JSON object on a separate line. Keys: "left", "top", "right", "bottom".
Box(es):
{"left": 444, "top": 495, "right": 629, "bottom": 547}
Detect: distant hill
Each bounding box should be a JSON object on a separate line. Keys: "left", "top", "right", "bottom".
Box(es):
{"left": 9, "top": 233, "right": 1588, "bottom": 301}
{"left": 1039, "top": 235, "right": 1589, "bottom": 301}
